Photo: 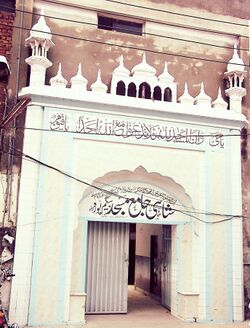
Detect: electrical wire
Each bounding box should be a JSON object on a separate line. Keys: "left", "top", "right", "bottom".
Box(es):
{"left": 41, "top": 0, "right": 249, "bottom": 32}
{"left": 0, "top": 1, "right": 248, "bottom": 224}
{"left": 0, "top": 144, "right": 247, "bottom": 225}
{"left": 1, "top": 21, "right": 249, "bottom": 69}
{"left": 104, "top": 0, "right": 249, "bottom": 28}
{"left": 40, "top": 163, "right": 243, "bottom": 219}
{"left": 0, "top": 125, "right": 246, "bottom": 139}
{"left": 0, "top": 3, "right": 249, "bottom": 52}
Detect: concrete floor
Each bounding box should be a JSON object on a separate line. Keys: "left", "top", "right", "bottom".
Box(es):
{"left": 85, "top": 286, "right": 249, "bottom": 328}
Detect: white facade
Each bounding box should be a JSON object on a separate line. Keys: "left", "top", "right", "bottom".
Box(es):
{"left": 9, "top": 13, "right": 247, "bottom": 326}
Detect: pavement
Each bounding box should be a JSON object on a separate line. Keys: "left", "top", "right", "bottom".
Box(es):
{"left": 84, "top": 286, "right": 250, "bottom": 328}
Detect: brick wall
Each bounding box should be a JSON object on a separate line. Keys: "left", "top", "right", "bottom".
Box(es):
{"left": 0, "top": 10, "right": 15, "bottom": 122}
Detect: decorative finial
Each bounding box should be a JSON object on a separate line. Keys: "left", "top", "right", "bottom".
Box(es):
{"left": 226, "top": 42, "right": 245, "bottom": 72}
{"left": 50, "top": 63, "right": 67, "bottom": 87}
{"left": 70, "top": 63, "right": 88, "bottom": 91}
{"left": 178, "top": 82, "right": 194, "bottom": 105}
{"left": 97, "top": 69, "right": 101, "bottom": 81}
{"left": 131, "top": 52, "right": 156, "bottom": 77}
{"left": 91, "top": 69, "right": 108, "bottom": 93}
{"left": 158, "top": 61, "right": 174, "bottom": 83}
{"left": 194, "top": 81, "right": 211, "bottom": 107}
{"left": 233, "top": 42, "right": 238, "bottom": 55}
{"left": 212, "top": 87, "right": 228, "bottom": 109}
{"left": 200, "top": 82, "right": 205, "bottom": 93}
{"left": 40, "top": 7, "right": 45, "bottom": 18}
{"left": 120, "top": 55, "right": 124, "bottom": 65}
{"left": 58, "top": 63, "right": 62, "bottom": 74}
{"left": 113, "top": 54, "right": 130, "bottom": 78}
{"left": 78, "top": 63, "right": 82, "bottom": 74}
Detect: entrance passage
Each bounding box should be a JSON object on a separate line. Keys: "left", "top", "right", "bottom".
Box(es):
{"left": 86, "top": 221, "right": 130, "bottom": 313}
{"left": 86, "top": 222, "right": 172, "bottom": 314}
{"left": 85, "top": 287, "right": 173, "bottom": 328}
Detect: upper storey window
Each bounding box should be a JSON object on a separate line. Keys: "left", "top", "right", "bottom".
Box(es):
{"left": 98, "top": 15, "right": 143, "bottom": 36}
{"left": 0, "top": 0, "right": 15, "bottom": 12}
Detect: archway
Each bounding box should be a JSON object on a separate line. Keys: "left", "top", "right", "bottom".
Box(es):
{"left": 128, "top": 82, "right": 136, "bottom": 97}
{"left": 138, "top": 82, "right": 151, "bottom": 99}
{"left": 72, "top": 167, "right": 194, "bottom": 320}
{"left": 153, "top": 86, "right": 162, "bottom": 101}
{"left": 116, "top": 80, "right": 126, "bottom": 96}
{"left": 164, "top": 87, "right": 172, "bottom": 102}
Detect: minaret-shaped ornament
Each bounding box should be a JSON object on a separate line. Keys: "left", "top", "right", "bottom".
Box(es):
{"left": 224, "top": 43, "right": 247, "bottom": 113}
{"left": 157, "top": 61, "right": 177, "bottom": 102}
{"left": 49, "top": 63, "right": 67, "bottom": 88}
{"left": 194, "top": 82, "right": 211, "bottom": 108}
{"left": 70, "top": 63, "right": 88, "bottom": 92}
{"left": 131, "top": 52, "right": 156, "bottom": 78}
{"left": 91, "top": 69, "right": 108, "bottom": 93}
{"left": 25, "top": 8, "right": 54, "bottom": 87}
{"left": 158, "top": 62, "right": 174, "bottom": 83}
{"left": 178, "top": 83, "right": 194, "bottom": 106}
{"left": 111, "top": 55, "right": 130, "bottom": 95}
{"left": 113, "top": 55, "right": 130, "bottom": 78}
{"left": 212, "top": 88, "right": 228, "bottom": 110}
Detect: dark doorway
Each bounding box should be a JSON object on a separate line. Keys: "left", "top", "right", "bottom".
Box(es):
{"left": 128, "top": 224, "right": 136, "bottom": 285}
{"left": 150, "top": 235, "right": 159, "bottom": 295}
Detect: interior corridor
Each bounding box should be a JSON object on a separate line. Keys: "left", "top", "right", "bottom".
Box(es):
{"left": 85, "top": 286, "right": 172, "bottom": 328}
{"left": 127, "top": 285, "right": 168, "bottom": 315}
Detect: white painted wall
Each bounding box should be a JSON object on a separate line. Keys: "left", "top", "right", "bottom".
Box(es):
{"left": 9, "top": 88, "right": 245, "bottom": 325}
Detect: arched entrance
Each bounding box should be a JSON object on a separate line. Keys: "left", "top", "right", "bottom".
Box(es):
{"left": 74, "top": 166, "right": 194, "bottom": 318}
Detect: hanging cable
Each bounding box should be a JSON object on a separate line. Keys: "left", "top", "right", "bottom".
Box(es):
{"left": 0, "top": 125, "right": 247, "bottom": 139}
{"left": 0, "top": 143, "right": 247, "bottom": 225}
{"left": 0, "top": 2, "right": 249, "bottom": 49}
{"left": 104, "top": 0, "right": 249, "bottom": 28}
{"left": 1, "top": 22, "right": 249, "bottom": 69}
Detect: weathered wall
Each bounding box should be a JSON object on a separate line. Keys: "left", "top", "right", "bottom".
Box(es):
{"left": 0, "top": 4, "right": 18, "bottom": 229}
{"left": 27, "top": 0, "right": 250, "bottom": 319}
{"left": 0, "top": 9, "right": 15, "bottom": 121}
{"left": 6, "top": 0, "right": 250, "bottom": 322}
{"left": 9, "top": 84, "right": 243, "bottom": 324}
{"left": 0, "top": 5, "right": 16, "bottom": 312}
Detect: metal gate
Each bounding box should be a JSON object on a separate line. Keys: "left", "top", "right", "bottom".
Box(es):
{"left": 86, "top": 221, "right": 130, "bottom": 313}
{"left": 161, "top": 225, "right": 172, "bottom": 309}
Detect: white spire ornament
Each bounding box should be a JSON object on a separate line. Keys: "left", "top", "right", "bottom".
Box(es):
{"left": 29, "top": 8, "right": 52, "bottom": 40}
{"left": 227, "top": 43, "right": 245, "bottom": 73}
{"left": 158, "top": 62, "right": 174, "bottom": 83}
{"left": 194, "top": 82, "right": 211, "bottom": 108}
{"left": 224, "top": 43, "right": 247, "bottom": 113}
{"left": 50, "top": 63, "right": 67, "bottom": 88}
{"left": 113, "top": 55, "right": 130, "bottom": 78}
{"left": 212, "top": 88, "right": 228, "bottom": 110}
{"left": 25, "top": 8, "right": 54, "bottom": 86}
{"left": 91, "top": 69, "right": 108, "bottom": 93}
{"left": 178, "top": 83, "right": 194, "bottom": 105}
{"left": 131, "top": 52, "right": 156, "bottom": 77}
{"left": 70, "top": 63, "right": 88, "bottom": 91}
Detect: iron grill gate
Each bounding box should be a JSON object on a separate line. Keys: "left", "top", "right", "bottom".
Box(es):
{"left": 86, "top": 221, "right": 130, "bottom": 313}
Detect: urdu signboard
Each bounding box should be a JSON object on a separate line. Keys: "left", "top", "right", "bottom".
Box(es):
{"left": 79, "top": 183, "right": 190, "bottom": 224}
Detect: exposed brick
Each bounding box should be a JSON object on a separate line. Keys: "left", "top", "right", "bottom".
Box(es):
{"left": 0, "top": 8, "right": 14, "bottom": 120}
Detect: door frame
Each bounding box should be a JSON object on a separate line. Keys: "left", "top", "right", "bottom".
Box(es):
{"left": 82, "top": 218, "right": 180, "bottom": 315}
